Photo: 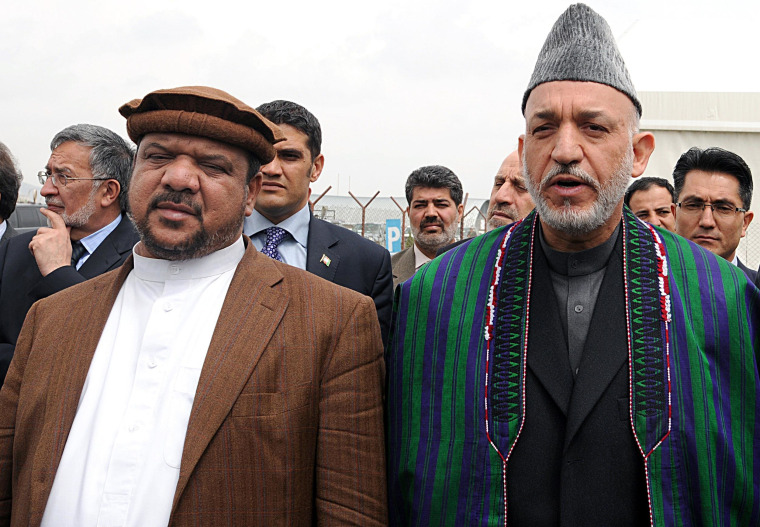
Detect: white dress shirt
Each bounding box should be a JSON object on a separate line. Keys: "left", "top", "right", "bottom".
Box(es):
{"left": 244, "top": 205, "right": 310, "bottom": 269}
{"left": 41, "top": 237, "right": 245, "bottom": 527}
{"left": 413, "top": 243, "right": 432, "bottom": 270}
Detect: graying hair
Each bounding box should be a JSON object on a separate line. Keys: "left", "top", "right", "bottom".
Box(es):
{"left": 50, "top": 124, "right": 135, "bottom": 212}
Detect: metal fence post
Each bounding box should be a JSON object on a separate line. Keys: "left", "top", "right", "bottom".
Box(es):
{"left": 349, "top": 191, "right": 380, "bottom": 237}
{"left": 463, "top": 205, "right": 487, "bottom": 237}
{"left": 459, "top": 192, "right": 469, "bottom": 240}
{"left": 390, "top": 197, "right": 408, "bottom": 250}
{"left": 310, "top": 186, "right": 332, "bottom": 209}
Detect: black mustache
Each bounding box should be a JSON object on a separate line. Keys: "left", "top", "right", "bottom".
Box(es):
{"left": 420, "top": 218, "right": 444, "bottom": 228}
{"left": 149, "top": 191, "right": 202, "bottom": 215}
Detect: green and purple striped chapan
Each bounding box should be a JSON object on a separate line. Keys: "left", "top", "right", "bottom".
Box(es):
{"left": 386, "top": 208, "right": 760, "bottom": 526}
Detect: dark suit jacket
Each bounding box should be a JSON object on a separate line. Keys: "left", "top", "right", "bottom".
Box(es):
{"left": 736, "top": 257, "right": 758, "bottom": 285}
{"left": 306, "top": 215, "right": 393, "bottom": 345}
{"left": 0, "top": 225, "right": 15, "bottom": 244}
{"left": 0, "top": 214, "right": 139, "bottom": 386}
{"left": 0, "top": 240, "right": 387, "bottom": 526}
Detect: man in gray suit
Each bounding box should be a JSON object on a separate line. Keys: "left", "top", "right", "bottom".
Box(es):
{"left": 0, "top": 142, "right": 22, "bottom": 243}
{"left": 391, "top": 165, "right": 463, "bottom": 287}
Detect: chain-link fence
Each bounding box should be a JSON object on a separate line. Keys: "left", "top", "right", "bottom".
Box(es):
{"left": 310, "top": 187, "right": 489, "bottom": 251}
{"left": 737, "top": 221, "right": 760, "bottom": 270}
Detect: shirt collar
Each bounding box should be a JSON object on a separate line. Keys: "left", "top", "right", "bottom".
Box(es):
{"left": 78, "top": 214, "right": 122, "bottom": 254}
{"left": 244, "top": 205, "right": 310, "bottom": 249}
{"left": 413, "top": 243, "right": 432, "bottom": 269}
{"left": 539, "top": 222, "right": 621, "bottom": 277}
{"left": 132, "top": 235, "right": 245, "bottom": 281}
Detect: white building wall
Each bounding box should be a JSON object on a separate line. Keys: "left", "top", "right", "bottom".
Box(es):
{"left": 639, "top": 92, "right": 760, "bottom": 268}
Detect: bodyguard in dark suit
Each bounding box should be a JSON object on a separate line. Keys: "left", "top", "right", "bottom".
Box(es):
{"left": 672, "top": 146, "right": 757, "bottom": 283}
{"left": 244, "top": 100, "right": 393, "bottom": 344}
{"left": 0, "top": 124, "right": 138, "bottom": 386}
{"left": 0, "top": 141, "right": 22, "bottom": 244}
{"left": 306, "top": 214, "right": 392, "bottom": 325}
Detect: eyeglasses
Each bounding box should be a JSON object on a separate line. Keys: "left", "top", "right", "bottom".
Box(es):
{"left": 38, "top": 170, "right": 106, "bottom": 188}
{"left": 677, "top": 201, "right": 747, "bottom": 218}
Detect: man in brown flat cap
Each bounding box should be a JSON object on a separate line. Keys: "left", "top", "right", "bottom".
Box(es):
{"left": 0, "top": 86, "right": 388, "bottom": 526}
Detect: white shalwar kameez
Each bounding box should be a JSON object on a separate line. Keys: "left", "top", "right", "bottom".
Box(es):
{"left": 41, "top": 237, "right": 245, "bottom": 527}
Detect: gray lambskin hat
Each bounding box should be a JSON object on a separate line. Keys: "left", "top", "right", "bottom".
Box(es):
{"left": 521, "top": 3, "right": 642, "bottom": 116}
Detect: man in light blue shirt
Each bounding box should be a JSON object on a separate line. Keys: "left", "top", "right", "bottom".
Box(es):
{"left": 246, "top": 194, "right": 310, "bottom": 269}
{"left": 245, "top": 100, "right": 393, "bottom": 344}
{"left": 0, "top": 124, "right": 140, "bottom": 387}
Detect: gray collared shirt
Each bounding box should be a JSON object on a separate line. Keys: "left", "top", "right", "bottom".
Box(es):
{"left": 539, "top": 223, "right": 621, "bottom": 376}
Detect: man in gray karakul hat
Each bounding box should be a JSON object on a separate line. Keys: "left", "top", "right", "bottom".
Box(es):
{"left": 385, "top": 3, "right": 760, "bottom": 526}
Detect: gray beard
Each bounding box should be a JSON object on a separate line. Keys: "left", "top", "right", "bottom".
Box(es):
{"left": 524, "top": 149, "right": 632, "bottom": 237}
{"left": 486, "top": 204, "right": 521, "bottom": 231}
{"left": 412, "top": 220, "right": 459, "bottom": 254}
{"left": 46, "top": 186, "right": 98, "bottom": 228}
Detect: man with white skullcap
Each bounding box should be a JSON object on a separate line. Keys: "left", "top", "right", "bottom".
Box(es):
{"left": 386, "top": 4, "right": 760, "bottom": 525}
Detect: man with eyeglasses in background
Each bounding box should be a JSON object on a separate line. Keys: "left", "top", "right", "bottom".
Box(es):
{"left": 673, "top": 146, "right": 758, "bottom": 283}
{"left": 0, "top": 124, "right": 139, "bottom": 387}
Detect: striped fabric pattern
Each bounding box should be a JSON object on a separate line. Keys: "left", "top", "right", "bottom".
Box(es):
{"left": 386, "top": 208, "right": 760, "bottom": 526}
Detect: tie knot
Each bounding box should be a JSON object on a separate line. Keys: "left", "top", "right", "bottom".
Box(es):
{"left": 261, "top": 226, "right": 288, "bottom": 262}
{"left": 265, "top": 226, "right": 288, "bottom": 246}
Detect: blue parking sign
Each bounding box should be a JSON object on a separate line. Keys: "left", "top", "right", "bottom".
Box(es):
{"left": 386, "top": 219, "right": 402, "bottom": 253}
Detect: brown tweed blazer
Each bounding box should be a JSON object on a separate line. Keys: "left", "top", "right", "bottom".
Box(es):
{"left": 0, "top": 240, "right": 388, "bottom": 526}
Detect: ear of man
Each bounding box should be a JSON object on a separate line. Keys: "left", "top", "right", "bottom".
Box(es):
{"left": 244, "top": 172, "right": 263, "bottom": 217}
{"left": 309, "top": 153, "right": 325, "bottom": 183}
{"left": 741, "top": 211, "right": 754, "bottom": 237}
{"left": 99, "top": 179, "right": 122, "bottom": 209}
{"left": 630, "top": 132, "right": 655, "bottom": 179}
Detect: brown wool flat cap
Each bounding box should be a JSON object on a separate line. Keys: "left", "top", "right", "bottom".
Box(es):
{"left": 119, "top": 86, "right": 284, "bottom": 163}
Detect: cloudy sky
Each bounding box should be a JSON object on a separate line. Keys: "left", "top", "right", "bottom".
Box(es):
{"left": 3, "top": 0, "right": 757, "bottom": 202}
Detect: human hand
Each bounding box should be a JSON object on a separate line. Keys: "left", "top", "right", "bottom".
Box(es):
{"left": 28, "top": 208, "right": 73, "bottom": 276}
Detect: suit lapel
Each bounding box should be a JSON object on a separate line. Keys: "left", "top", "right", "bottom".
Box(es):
{"left": 306, "top": 215, "right": 339, "bottom": 282}
{"left": 78, "top": 215, "right": 135, "bottom": 279}
{"left": 392, "top": 247, "right": 415, "bottom": 285}
{"left": 564, "top": 239, "right": 627, "bottom": 448}
{"left": 527, "top": 241, "right": 573, "bottom": 416}
{"left": 1, "top": 224, "right": 15, "bottom": 242}
{"left": 172, "top": 246, "right": 288, "bottom": 510}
